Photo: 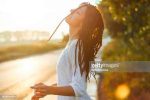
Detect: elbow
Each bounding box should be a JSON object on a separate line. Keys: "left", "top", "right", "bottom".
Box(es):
{"left": 70, "top": 83, "right": 86, "bottom": 97}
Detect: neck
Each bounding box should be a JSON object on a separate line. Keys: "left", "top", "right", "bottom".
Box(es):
{"left": 69, "top": 26, "right": 80, "bottom": 41}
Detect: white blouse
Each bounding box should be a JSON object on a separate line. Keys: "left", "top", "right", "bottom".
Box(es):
{"left": 56, "top": 38, "right": 92, "bottom": 100}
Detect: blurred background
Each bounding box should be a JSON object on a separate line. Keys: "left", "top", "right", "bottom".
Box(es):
{"left": 0, "top": 0, "right": 150, "bottom": 100}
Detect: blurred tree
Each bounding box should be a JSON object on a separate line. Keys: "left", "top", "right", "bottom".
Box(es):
{"left": 97, "top": 0, "right": 150, "bottom": 99}
{"left": 99, "top": 0, "right": 150, "bottom": 41}
{"left": 99, "top": 0, "right": 150, "bottom": 60}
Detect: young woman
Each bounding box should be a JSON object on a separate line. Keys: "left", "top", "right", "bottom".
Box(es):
{"left": 31, "top": 2, "right": 104, "bottom": 100}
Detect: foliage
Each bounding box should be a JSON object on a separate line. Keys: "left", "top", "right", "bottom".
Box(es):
{"left": 97, "top": 0, "right": 150, "bottom": 99}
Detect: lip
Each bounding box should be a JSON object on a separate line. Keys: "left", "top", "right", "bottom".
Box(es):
{"left": 67, "top": 14, "right": 73, "bottom": 20}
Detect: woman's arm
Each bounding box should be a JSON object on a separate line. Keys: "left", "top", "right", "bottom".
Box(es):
{"left": 31, "top": 83, "right": 75, "bottom": 98}
{"left": 48, "top": 85, "right": 75, "bottom": 96}
{"left": 49, "top": 83, "right": 75, "bottom": 96}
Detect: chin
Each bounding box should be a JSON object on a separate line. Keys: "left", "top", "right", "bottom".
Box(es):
{"left": 65, "top": 17, "right": 70, "bottom": 23}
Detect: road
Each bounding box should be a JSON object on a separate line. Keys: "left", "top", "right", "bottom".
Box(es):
{"left": 0, "top": 49, "right": 62, "bottom": 100}
{"left": 0, "top": 49, "right": 97, "bottom": 100}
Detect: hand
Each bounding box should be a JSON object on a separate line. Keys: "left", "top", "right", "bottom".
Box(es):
{"left": 31, "top": 95, "right": 39, "bottom": 100}
{"left": 31, "top": 83, "right": 49, "bottom": 98}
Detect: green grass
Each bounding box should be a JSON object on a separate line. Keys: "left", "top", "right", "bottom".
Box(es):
{"left": 0, "top": 40, "right": 67, "bottom": 63}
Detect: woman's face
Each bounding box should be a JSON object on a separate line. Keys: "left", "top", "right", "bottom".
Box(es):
{"left": 65, "top": 5, "right": 87, "bottom": 27}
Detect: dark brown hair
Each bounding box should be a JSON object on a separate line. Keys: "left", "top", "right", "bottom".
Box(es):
{"left": 74, "top": 3, "right": 104, "bottom": 81}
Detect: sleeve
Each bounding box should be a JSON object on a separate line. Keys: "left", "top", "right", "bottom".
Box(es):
{"left": 68, "top": 40, "right": 87, "bottom": 97}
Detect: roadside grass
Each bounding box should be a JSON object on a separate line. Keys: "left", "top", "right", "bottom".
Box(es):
{"left": 0, "top": 40, "right": 67, "bottom": 63}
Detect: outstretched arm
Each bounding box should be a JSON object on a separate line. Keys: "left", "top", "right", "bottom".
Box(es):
{"left": 31, "top": 83, "right": 75, "bottom": 98}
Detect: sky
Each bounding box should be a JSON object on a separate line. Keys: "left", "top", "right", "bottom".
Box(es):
{"left": 0, "top": 0, "right": 100, "bottom": 39}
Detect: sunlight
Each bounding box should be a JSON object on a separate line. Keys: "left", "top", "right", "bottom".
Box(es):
{"left": 0, "top": 0, "right": 98, "bottom": 39}
{"left": 16, "top": 58, "right": 38, "bottom": 78}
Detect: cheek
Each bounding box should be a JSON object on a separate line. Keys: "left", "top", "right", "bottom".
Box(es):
{"left": 71, "top": 18, "right": 81, "bottom": 26}
{"left": 66, "top": 14, "right": 82, "bottom": 26}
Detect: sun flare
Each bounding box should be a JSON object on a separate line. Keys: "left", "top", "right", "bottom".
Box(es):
{"left": 16, "top": 58, "right": 38, "bottom": 77}
{"left": 0, "top": 0, "right": 98, "bottom": 39}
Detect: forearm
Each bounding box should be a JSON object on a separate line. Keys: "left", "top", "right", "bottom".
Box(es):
{"left": 51, "top": 83, "right": 57, "bottom": 86}
{"left": 48, "top": 85, "right": 75, "bottom": 96}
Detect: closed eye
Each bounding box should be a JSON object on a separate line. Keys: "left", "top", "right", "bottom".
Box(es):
{"left": 77, "top": 12, "right": 80, "bottom": 15}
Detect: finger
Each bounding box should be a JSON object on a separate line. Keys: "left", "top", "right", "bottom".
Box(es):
{"left": 30, "top": 86, "right": 35, "bottom": 89}
{"left": 31, "top": 85, "right": 42, "bottom": 90}
{"left": 34, "top": 95, "right": 45, "bottom": 98}
{"left": 32, "top": 83, "right": 44, "bottom": 89}
{"left": 31, "top": 83, "right": 43, "bottom": 88}
{"left": 34, "top": 93, "right": 45, "bottom": 98}
{"left": 31, "top": 95, "right": 39, "bottom": 100}
{"left": 35, "top": 89, "right": 45, "bottom": 93}
{"left": 35, "top": 83, "right": 43, "bottom": 86}
{"left": 35, "top": 91, "right": 45, "bottom": 95}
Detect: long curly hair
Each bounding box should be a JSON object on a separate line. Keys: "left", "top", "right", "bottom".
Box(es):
{"left": 74, "top": 3, "right": 104, "bottom": 81}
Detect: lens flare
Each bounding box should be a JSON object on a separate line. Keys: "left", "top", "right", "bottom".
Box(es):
{"left": 115, "top": 84, "right": 130, "bottom": 99}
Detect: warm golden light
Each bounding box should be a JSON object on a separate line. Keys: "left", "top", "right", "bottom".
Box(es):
{"left": 0, "top": 0, "right": 97, "bottom": 39}
{"left": 16, "top": 58, "right": 38, "bottom": 78}
{"left": 115, "top": 84, "right": 130, "bottom": 99}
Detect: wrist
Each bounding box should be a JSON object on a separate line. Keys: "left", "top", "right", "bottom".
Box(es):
{"left": 47, "top": 86, "right": 53, "bottom": 94}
